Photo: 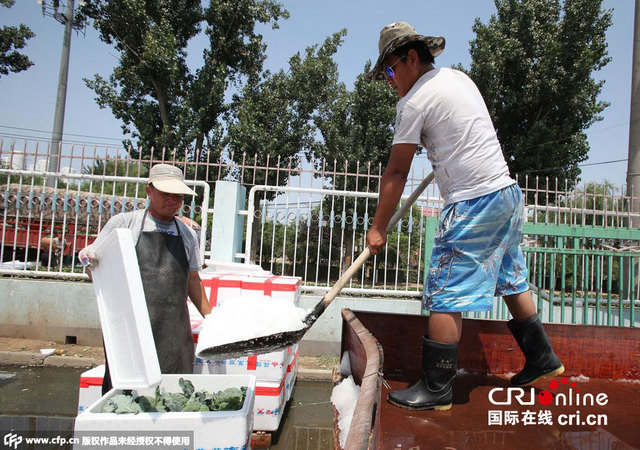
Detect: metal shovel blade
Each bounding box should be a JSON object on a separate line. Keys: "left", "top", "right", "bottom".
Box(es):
{"left": 196, "top": 326, "right": 310, "bottom": 360}
{"left": 197, "top": 172, "right": 434, "bottom": 360}
{"left": 196, "top": 299, "right": 327, "bottom": 360}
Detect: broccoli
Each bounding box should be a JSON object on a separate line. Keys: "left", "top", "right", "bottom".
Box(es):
{"left": 134, "top": 395, "right": 158, "bottom": 412}
{"left": 100, "top": 394, "right": 142, "bottom": 414}
{"left": 182, "top": 393, "right": 211, "bottom": 412}
{"left": 162, "top": 392, "right": 189, "bottom": 412}
{"left": 179, "top": 378, "right": 195, "bottom": 398}
{"left": 98, "top": 380, "right": 247, "bottom": 413}
{"left": 212, "top": 387, "right": 245, "bottom": 411}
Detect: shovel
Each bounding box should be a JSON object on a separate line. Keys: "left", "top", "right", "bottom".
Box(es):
{"left": 198, "top": 171, "right": 435, "bottom": 360}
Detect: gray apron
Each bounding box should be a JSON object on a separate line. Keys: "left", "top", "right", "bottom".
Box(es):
{"left": 102, "top": 210, "right": 194, "bottom": 393}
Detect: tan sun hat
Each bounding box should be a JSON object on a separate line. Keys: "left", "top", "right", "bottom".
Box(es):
{"left": 367, "top": 21, "right": 445, "bottom": 80}
{"left": 148, "top": 164, "right": 196, "bottom": 196}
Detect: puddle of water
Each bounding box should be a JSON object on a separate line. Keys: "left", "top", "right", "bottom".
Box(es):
{"left": 270, "top": 380, "right": 334, "bottom": 449}
{"left": 0, "top": 366, "right": 83, "bottom": 417}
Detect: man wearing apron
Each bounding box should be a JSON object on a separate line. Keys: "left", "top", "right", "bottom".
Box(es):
{"left": 80, "top": 164, "right": 212, "bottom": 393}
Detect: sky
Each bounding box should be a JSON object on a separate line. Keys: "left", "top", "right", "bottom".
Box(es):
{"left": 0, "top": 0, "right": 635, "bottom": 186}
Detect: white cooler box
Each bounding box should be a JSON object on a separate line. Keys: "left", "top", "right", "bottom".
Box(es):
{"left": 76, "top": 229, "right": 256, "bottom": 449}
{"left": 75, "top": 374, "right": 256, "bottom": 449}
{"left": 240, "top": 274, "right": 302, "bottom": 305}
{"left": 193, "top": 345, "right": 298, "bottom": 432}
{"left": 202, "top": 261, "right": 270, "bottom": 275}
{"left": 77, "top": 365, "right": 105, "bottom": 414}
{"left": 199, "top": 273, "right": 243, "bottom": 308}
{"left": 196, "top": 272, "right": 302, "bottom": 308}
{"left": 194, "top": 344, "right": 297, "bottom": 381}
{"left": 285, "top": 350, "right": 298, "bottom": 402}
{"left": 253, "top": 344, "right": 298, "bottom": 431}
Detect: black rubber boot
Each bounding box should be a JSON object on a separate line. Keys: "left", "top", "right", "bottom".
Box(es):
{"left": 507, "top": 315, "right": 565, "bottom": 386}
{"left": 387, "top": 337, "right": 458, "bottom": 411}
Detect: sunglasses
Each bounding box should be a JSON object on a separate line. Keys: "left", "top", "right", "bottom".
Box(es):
{"left": 383, "top": 56, "right": 406, "bottom": 79}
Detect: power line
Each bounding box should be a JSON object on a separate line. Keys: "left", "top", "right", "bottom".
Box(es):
{"left": 0, "top": 125, "right": 128, "bottom": 142}
{"left": 0, "top": 132, "right": 125, "bottom": 147}
{"left": 579, "top": 158, "right": 627, "bottom": 167}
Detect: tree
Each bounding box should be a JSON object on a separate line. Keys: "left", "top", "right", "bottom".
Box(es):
{"left": 80, "top": 0, "right": 288, "bottom": 157}
{"left": 0, "top": 0, "right": 35, "bottom": 79}
{"left": 227, "top": 30, "right": 348, "bottom": 187}
{"left": 464, "top": 0, "right": 612, "bottom": 183}
{"left": 228, "top": 40, "right": 399, "bottom": 267}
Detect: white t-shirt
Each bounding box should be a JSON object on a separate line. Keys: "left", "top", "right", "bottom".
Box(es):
{"left": 392, "top": 67, "right": 515, "bottom": 205}
{"left": 83, "top": 209, "right": 201, "bottom": 271}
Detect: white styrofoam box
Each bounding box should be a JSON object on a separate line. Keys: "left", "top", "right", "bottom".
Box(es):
{"left": 74, "top": 374, "right": 255, "bottom": 450}
{"left": 198, "top": 272, "right": 243, "bottom": 308}
{"left": 194, "top": 346, "right": 295, "bottom": 381}
{"left": 202, "top": 260, "right": 271, "bottom": 275}
{"left": 89, "top": 228, "right": 161, "bottom": 389}
{"left": 253, "top": 376, "right": 287, "bottom": 431}
{"left": 239, "top": 274, "right": 302, "bottom": 305}
{"left": 285, "top": 347, "right": 298, "bottom": 402}
{"left": 77, "top": 365, "right": 105, "bottom": 414}
{"left": 186, "top": 299, "right": 204, "bottom": 332}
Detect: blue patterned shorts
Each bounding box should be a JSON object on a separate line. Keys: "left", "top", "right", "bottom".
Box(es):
{"left": 423, "top": 184, "right": 529, "bottom": 313}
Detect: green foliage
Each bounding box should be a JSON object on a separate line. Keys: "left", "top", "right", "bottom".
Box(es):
{"left": 317, "top": 61, "right": 398, "bottom": 176}
{"left": 80, "top": 0, "right": 288, "bottom": 157}
{"left": 464, "top": 0, "right": 612, "bottom": 183}
{"left": 229, "top": 42, "right": 397, "bottom": 193}
{"left": 0, "top": 0, "right": 35, "bottom": 78}
{"left": 227, "top": 31, "right": 347, "bottom": 188}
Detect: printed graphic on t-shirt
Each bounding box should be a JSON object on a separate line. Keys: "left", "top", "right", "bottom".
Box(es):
{"left": 155, "top": 228, "right": 177, "bottom": 236}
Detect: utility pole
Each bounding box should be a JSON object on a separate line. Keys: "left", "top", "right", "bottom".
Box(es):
{"left": 630, "top": 0, "right": 640, "bottom": 217}
{"left": 40, "top": 0, "right": 84, "bottom": 187}
{"left": 626, "top": 0, "right": 640, "bottom": 300}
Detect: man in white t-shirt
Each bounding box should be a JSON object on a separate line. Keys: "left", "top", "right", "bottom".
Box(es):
{"left": 80, "top": 164, "right": 211, "bottom": 393}
{"left": 365, "top": 22, "right": 564, "bottom": 411}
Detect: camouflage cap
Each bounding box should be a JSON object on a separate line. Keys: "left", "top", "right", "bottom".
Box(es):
{"left": 366, "top": 21, "right": 445, "bottom": 80}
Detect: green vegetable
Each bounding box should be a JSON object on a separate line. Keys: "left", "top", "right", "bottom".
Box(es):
{"left": 179, "top": 378, "right": 195, "bottom": 397}
{"left": 213, "top": 387, "right": 244, "bottom": 411}
{"left": 134, "top": 395, "right": 158, "bottom": 412}
{"left": 162, "top": 392, "right": 189, "bottom": 412}
{"left": 98, "top": 380, "right": 247, "bottom": 414}
{"left": 100, "top": 394, "right": 142, "bottom": 414}
{"left": 182, "top": 394, "right": 211, "bottom": 412}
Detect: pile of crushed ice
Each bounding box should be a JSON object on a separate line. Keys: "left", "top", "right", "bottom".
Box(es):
{"left": 331, "top": 374, "right": 360, "bottom": 448}
{"left": 195, "top": 295, "right": 308, "bottom": 357}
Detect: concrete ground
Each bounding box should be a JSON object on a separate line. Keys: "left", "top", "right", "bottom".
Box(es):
{"left": 0, "top": 337, "right": 335, "bottom": 381}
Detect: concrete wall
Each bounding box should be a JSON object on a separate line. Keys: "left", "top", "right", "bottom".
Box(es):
{"left": 3, "top": 278, "right": 636, "bottom": 356}
{"left": 0, "top": 278, "right": 103, "bottom": 346}
{"left": 0, "top": 278, "right": 422, "bottom": 356}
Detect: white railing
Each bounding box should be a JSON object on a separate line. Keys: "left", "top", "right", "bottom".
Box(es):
{"left": 244, "top": 184, "right": 442, "bottom": 296}
{"left": 1, "top": 138, "right": 639, "bottom": 305}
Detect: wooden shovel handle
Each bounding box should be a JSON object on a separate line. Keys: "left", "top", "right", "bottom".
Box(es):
{"left": 321, "top": 172, "right": 435, "bottom": 308}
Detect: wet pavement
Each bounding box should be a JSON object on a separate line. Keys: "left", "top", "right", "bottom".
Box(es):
{"left": 0, "top": 366, "right": 84, "bottom": 417}
{"left": 0, "top": 365, "right": 334, "bottom": 449}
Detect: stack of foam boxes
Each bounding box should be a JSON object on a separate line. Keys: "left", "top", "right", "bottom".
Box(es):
{"left": 190, "top": 264, "right": 301, "bottom": 432}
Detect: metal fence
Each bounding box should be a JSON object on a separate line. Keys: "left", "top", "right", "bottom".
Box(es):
{"left": 1, "top": 139, "right": 639, "bottom": 326}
